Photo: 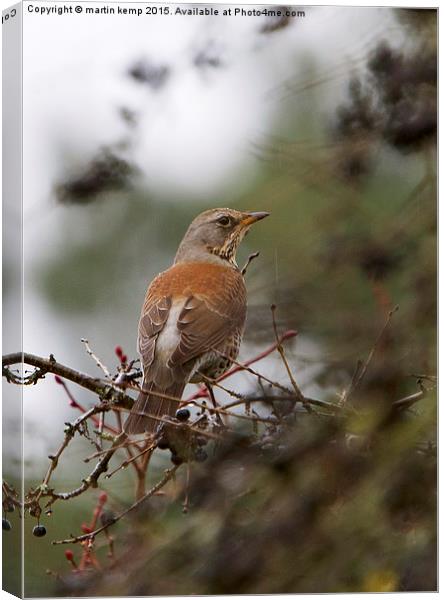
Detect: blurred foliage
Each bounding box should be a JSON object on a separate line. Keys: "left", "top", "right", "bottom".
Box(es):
{"left": 58, "top": 396, "right": 436, "bottom": 595}
{"left": 24, "top": 6, "right": 436, "bottom": 596}
{"left": 55, "top": 147, "right": 136, "bottom": 205}
{"left": 128, "top": 59, "right": 171, "bottom": 90}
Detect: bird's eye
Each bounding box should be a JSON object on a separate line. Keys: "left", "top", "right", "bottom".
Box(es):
{"left": 217, "top": 215, "right": 231, "bottom": 227}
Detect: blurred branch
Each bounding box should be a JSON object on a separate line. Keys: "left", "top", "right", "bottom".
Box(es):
{"left": 341, "top": 305, "right": 399, "bottom": 405}
{"left": 392, "top": 379, "right": 432, "bottom": 411}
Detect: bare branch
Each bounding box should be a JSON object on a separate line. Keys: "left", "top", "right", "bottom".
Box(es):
{"left": 81, "top": 338, "right": 113, "bottom": 380}
{"left": 52, "top": 465, "right": 179, "bottom": 545}
{"left": 270, "top": 304, "right": 313, "bottom": 413}
{"left": 342, "top": 305, "right": 399, "bottom": 404}
{"left": 241, "top": 251, "right": 260, "bottom": 276}
{"left": 2, "top": 352, "right": 134, "bottom": 409}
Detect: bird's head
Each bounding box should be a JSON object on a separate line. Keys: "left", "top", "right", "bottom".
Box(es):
{"left": 174, "top": 208, "right": 270, "bottom": 267}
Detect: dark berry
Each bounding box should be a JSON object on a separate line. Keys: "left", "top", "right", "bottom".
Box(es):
{"left": 32, "top": 525, "right": 47, "bottom": 537}
{"left": 157, "top": 437, "right": 169, "bottom": 450}
{"left": 171, "top": 453, "right": 183, "bottom": 466}
{"left": 196, "top": 436, "right": 208, "bottom": 447}
{"left": 175, "top": 408, "right": 190, "bottom": 422}
{"left": 2, "top": 519, "right": 12, "bottom": 531}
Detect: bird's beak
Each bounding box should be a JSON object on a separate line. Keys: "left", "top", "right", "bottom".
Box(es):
{"left": 240, "top": 211, "right": 270, "bottom": 227}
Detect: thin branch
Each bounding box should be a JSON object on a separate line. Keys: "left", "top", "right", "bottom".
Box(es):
{"left": 81, "top": 338, "right": 113, "bottom": 380}
{"left": 2, "top": 352, "right": 134, "bottom": 409}
{"left": 270, "top": 304, "right": 313, "bottom": 413}
{"left": 52, "top": 465, "right": 179, "bottom": 545}
{"left": 105, "top": 442, "right": 157, "bottom": 480}
{"left": 185, "top": 329, "right": 299, "bottom": 405}
{"left": 339, "top": 359, "right": 363, "bottom": 408}
{"left": 84, "top": 438, "right": 144, "bottom": 462}
{"left": 393, "top": 380, "right": 432, "bottom": 411}
{"left": 217, "top": 329, "right": 298, "bottom": 381}
{"left": 223, "top": 393, "right": 344, "bottom": 414}
{"left": 49, "top": 432, "right": 128, "bottom": 504}
{"left": 120, "top": 377, "right": 280, "bottom": 426}
{"left": 207, "top": 350, "right": 295, "bottom": 399}
{"left": 392, "top": 390, "right": 426, "bottom": 411}
{"left": 241, "top": 252, "right": 260, "bottom": 276}
{"left": 343, "top": 305, "right": 399, "bottom": 404}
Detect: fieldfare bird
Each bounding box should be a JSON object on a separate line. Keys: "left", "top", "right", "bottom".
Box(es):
{"left": 124, "top": 207, "right": 269, "bottom": 434}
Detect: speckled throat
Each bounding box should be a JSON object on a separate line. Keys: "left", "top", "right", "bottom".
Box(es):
{"left": 208, "top": 228, "right": 245, "bottom": 267}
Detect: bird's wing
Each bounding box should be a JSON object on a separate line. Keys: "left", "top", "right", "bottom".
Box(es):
{"left": 137, "top": 295, "right": 172, "bottom": 369}
{"left": 169, "top": 273, "right": 247, "bottom": 367}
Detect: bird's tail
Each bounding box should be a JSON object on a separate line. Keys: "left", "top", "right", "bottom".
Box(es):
{"left": 124, "top": 379, "right": 185, "bottom": 435}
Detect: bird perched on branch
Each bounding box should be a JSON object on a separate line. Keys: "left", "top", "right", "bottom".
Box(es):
{"left": 124, "top": 208, "right": 269, "bottom": 434}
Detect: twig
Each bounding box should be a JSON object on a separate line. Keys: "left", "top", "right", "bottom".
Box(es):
{"left": 185, "top": 329, "right": 298, "bottom": 404}
{"left": 408, "top": 374, "right": 437, "bottom": 382}
{"left": 393, "top": 380, "right": 432, "bottom": 411}
{"left": 216, "top": 330, "right": 298, "bottom": 381}
{"left": 126, "top": 397, "right": 277, "bottom": 427}
{"left": 182, "top": 463, "right": 191, "bottom": 514}
{"left": 105, "top": 443, "right": 156, "bottom": 480}
{"left": 56, "top": 378, "right": 119, "bottom": 435}
{"left": 84, "top": 437, "right": 146, "bottom": 462}
{"left": 52, "top": 465, "right": 179, "bottom": 545}
{"left": 81, "top": 338, "right": 113, "bottom": 380}
{"left": 270, "top": 304, "right": 313, "bottom": 413}
{"left": 339, "top": 360, "right": 363, "bottom": 407}
{"left": 207, "top": 379, "right": 245, "bottom": 401}
{"left": 81, "top": 336, "right": 114, "bottom": 449}
{"left": 392, "top": 390, "right": 426, "bottom": 411}
{"left": 49, "top": 432, "right": 128, "bottom": 504}
{"left": 204, "top": 382, "right": 226, "bottom": 428}
{"left": 223, "top": 394, "right": 344, "bottom": 414}
{"left": 241, "top": 252, "right": 260, "bottom": 276}
{"left": 344, "top": 305, "right": 399, "bottom": 404}
{"left": 206, "top": 350, "right": 295, "bottom": 400}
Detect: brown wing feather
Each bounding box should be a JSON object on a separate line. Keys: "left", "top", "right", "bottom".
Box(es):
{"left": 137, "top": 295, "right": 172, "bottom": 368}
{"left": 170, "top": 270, "right": 247, "bottom": 368}
{"left": 125, "top": 294, "right": 174, "bottom": 434}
